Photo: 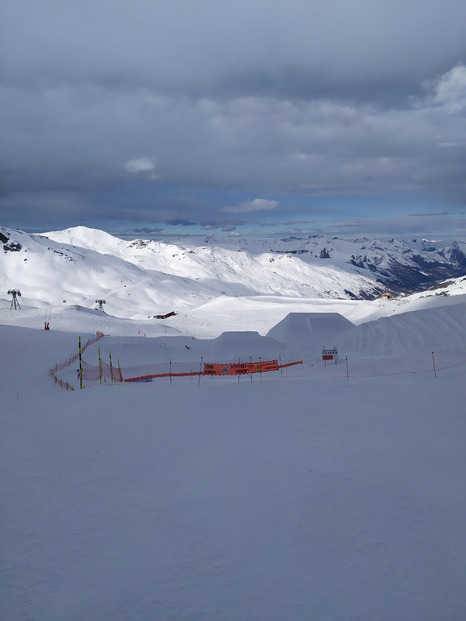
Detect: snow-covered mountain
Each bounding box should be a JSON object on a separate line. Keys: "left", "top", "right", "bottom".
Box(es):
{"left": 1, "top": 226, "right": 466, "bottom": 323}
{"left": 38, "top": 226, "right": 466, "bottom": 292}
{"left": 200, "top": 232, "right": 466, "bottom": 293}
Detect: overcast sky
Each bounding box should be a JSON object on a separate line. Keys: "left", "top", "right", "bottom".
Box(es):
{"left": 1, "top": 0, "right": 466, "bottom": 239}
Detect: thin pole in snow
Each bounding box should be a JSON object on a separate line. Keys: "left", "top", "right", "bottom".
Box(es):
{"left": 432, "top": 351, "right": 437, "bottom": 378}
{"left": 79, "top": 336, "right": 83, "bottom": 389}
{"left": 346, "top": 356, "right": 350, "bottom": 382}
{"left": 198, "top": 357, "right": 203, "bottom": 387}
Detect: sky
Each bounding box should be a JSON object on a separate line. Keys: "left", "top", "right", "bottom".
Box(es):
{"left": 1, "top": 0, "right": 466, "bottom": 240}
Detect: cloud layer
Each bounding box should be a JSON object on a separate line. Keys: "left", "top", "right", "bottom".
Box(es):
{"left": 1, "top": 0, "right": 465, "bottom": 236}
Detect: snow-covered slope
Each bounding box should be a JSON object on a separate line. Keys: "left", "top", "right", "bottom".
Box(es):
{"left": 1, "top": 226, "right": 385, "bottom": 319}
{"left": 267, "top": 312, "right": 355, "bottom": 349}
{"left": 200, "top": 233, "right": 466, "bottom": 293}
{"left": 2, "top": 229, "right": 466, "bottom": 620}
{"left": 39, "top": 226, "right": 466, "bottom": 294}
{"left": 332, "top": 298, "right": 466, "bottom": 357}
{"left": 41, "top": 226, "right": 385, "bottom": 298}
{"left": 1, "top": 296, "right": 466, "bottom": 620}
{"left": 2, "top": 226, "right": 466, "bottom": 326}
{"left": 1, "top": 225, "right": 465, "bottom": 350}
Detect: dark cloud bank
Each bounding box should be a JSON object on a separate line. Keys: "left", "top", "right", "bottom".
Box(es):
{"left": 1, "top": 0, "right": 465, "bottom": 237}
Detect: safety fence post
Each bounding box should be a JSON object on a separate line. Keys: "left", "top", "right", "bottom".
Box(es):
{"left": 79, "top": 336, "right": 83, "bottom": 389}
{"left": 198, "top": 357, "right": 203, "bottom": 387}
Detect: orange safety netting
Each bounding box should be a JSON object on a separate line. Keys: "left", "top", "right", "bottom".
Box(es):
{"left": 49, "top": 332, "right": 105, "bottom": 390}
{"left": 54, "top": 341, "right": 466, "bottom": 389}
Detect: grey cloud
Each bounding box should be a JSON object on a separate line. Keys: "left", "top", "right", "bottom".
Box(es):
{"left": 325, "top": 213, "right": 466, "bottom": 238}
{"left": 3, "top": 0, "right": 466, "bottom": 102}
{"left": 223, "top": 199, "right": 278, "bottom": 214}
{"left": 165, "top": 218, "right": 198, "bottom": 227}
{"left": 1, "top": 0, "right": 466, "bottom": 232}
{"left": 134, "top": 227, "right": 163, "bottom": 234}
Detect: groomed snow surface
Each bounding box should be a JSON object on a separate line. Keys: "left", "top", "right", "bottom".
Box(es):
{"left": 1, "top": 295, "right": 466, "bottom": 620}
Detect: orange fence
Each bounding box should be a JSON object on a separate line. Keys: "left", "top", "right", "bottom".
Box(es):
{"left": 54, "top": 340, "right": 466, "bottom": 391}
{"left": 49, "top": 332, "right": 105, "bottom": 390}
{"left": 105, "top": 347, "right": 466, "bottom": 385}
{"left": 78, "top": 357, "right": 293, "bottom": 384}
{"left": 204, "top": 360, "right": 279, "bottom": 375}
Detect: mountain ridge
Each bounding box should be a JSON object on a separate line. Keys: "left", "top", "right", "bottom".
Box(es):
{"left": 42, "top": 226, "right": 466, "bottom": 294}
{"left": 1, "top": 226, "right": 466, "bottom": 322}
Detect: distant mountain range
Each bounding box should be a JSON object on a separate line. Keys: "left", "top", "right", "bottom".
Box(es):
{"left": 200, "top": 233, "right": 466, "bottom": 295}
{"left": 1, "top": 226, "right": 466, "bottom": 317}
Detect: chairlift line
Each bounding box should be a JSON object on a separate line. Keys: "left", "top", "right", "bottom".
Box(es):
{"left": 8, "top": 289, "right": 22, "bottom": 310}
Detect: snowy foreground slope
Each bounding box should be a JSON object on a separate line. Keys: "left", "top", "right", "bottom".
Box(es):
{"left": 1, "top": 294, "right": 466, "bottom": 620}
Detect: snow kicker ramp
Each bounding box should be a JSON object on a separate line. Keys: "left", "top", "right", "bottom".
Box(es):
{"left": 267, "top": 313, "right": 355, "bottom": 349}
{"left": 210, "top": 331, "right": 287, "bottom": 361}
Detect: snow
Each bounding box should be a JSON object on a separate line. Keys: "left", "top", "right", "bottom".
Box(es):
{"left": 1, "top": 332, "right": 466, "bottom": 620}
{"left": 334, "top": 299, "right": 466, "bottom": 357}
{"left": 1, "top": 226, "right": 466, "bottom": 620}
{"left": 267, "top": 312, "right": 355, "bottom": 350}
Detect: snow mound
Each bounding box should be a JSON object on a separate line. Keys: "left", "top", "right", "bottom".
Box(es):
{"left": 210, "top": 331, "right": 286, "bottom": 361}
{"left": 335, "top": 299, "right": 466, "bottom": 356}
{"left": 267, "top": 312, "right": 355, "bottom": 349}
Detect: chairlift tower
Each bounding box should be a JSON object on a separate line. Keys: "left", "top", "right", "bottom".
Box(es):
{"left": 8, "top": 289, "right": 22, "bottom": 310}
{"left": 95, "top": 299, "right": 106, "bottom": 311}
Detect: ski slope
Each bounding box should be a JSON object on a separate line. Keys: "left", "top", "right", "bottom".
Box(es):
{"left": 1, "top": 227, "right": 466, "bottom": 620}
{"left": 1, "top": 290, "right": 466, "bottom": 620}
